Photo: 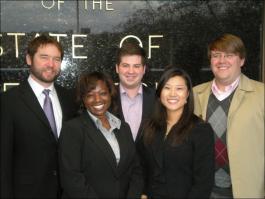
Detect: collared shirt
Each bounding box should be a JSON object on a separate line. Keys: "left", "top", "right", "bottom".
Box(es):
{"left": 87, "top": 110, "right": 121, "bottom": 165}
{"left": 28, "top": 75, "right": 62, "bottom": 136}
{"left": 119, "top": 83, "right": 143, "bottom": 141}
{"left": 211, "top": 76, "right": 240, "bottom": 101}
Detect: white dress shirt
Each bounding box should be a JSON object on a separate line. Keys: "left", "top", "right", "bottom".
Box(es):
{"left": 28, "top": 75, "right": 62, "bottom": 136}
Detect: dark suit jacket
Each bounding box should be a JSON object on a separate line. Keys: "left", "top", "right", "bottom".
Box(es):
{"left": 137, "top": 120, "right": 215, "bottom": 198}
{"left": 117, "top": 84, "right": 155, "bottom": 143}
{"left": 1, "top": 81, "right": 76, "bottom": 198}
{"left": 58, "top": 111, "right": 143, "bottom": 198}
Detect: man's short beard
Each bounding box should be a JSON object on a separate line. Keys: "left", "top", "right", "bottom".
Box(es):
{"left": 30, "top": 65, "right": 60, "bottom": 83}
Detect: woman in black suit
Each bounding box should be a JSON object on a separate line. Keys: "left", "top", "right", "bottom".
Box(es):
{"left": 58, "top": 71, "right": 143, "bottom": 198}
{"left": 138, "top": 68, "right": 215, "bottom": 198}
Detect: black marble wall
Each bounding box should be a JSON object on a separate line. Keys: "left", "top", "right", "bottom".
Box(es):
{"left": 0, "top": 0, "right": 263, "bottom": 91}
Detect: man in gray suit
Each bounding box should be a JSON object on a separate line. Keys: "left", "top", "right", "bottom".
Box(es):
{"left": 1, "top": 34, "right": 76, "bottom": 198}
{"left": 115, "top": 43, "right": 155, "bottom": 143}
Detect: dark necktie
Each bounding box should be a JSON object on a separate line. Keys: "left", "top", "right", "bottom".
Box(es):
{"left": 42, "top": 89, "right": 58, "bottom": 142}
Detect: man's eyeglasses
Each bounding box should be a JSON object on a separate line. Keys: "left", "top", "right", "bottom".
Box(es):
{"left": 211, "top": 53, "right": 239, "bottom": 59}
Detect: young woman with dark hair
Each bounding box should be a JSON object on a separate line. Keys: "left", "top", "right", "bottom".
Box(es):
{"left": 138, "top": 68, "right": 215, "bottom": 198}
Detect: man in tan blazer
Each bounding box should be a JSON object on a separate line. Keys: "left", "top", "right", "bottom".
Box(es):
{"left": 193, "top": 34, "right": 264, "bottom": 198}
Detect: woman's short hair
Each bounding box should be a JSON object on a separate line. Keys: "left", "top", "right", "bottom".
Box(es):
{"left": 76, "top": 71, "right": 119, "bottom": 117}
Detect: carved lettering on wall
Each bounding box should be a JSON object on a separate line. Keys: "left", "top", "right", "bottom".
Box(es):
{"left": 41, "top": 0, "right": 114, "bottom": 11}
{"left": 6, "top": 33, "right": 26, "bottom": 58}
{"left": 1, "top": 33, "right": 163, "bottom": 59}
{"left": 0, "top": 34, "right": 3, "bottom": 56}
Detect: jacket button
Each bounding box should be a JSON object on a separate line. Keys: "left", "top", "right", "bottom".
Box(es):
{"left": 53, "top": 171, "right": 57, "bottom": 176}
{"left": 115, "top": 178, "right": 119, "bottom": 183}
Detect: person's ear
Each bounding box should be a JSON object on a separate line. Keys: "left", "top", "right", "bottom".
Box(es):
{"left": 116, "top": 64, "right": 119, "bottom": 74}
{"left": 240, "top": 58, "right": 245, "bottom": 67}
{"left": 26, "top": 54, "right": 32, "bottom": 65}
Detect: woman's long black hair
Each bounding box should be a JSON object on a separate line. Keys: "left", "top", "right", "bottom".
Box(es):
{"left": 141, "top": 68, "right": 204, "bottom": 148}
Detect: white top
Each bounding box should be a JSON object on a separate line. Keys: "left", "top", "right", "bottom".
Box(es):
{"left": 87, "top": 110, "right": 121, "bottom": 165}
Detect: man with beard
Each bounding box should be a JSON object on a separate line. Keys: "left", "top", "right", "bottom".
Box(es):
{"left": 1, "top": 34, "right": 76, "bottom": 198}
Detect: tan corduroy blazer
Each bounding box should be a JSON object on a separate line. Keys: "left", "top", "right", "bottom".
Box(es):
{"left": 193, "top": 73, "right": 264, "bottom": 198}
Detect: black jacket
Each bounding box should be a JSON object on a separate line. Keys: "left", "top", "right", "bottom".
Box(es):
{"left": 137, "top": 120, "right": 215, "bottom": 198}
{"left": 58, "top": 111, "right": 143, "bottom": 198}
{"left": 1, "top": 81, "right": 76, "bottom": 198}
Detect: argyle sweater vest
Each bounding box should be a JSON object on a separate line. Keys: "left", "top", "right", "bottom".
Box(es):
{"left": 206, "top": 90, "right": 236, "bottom": 188}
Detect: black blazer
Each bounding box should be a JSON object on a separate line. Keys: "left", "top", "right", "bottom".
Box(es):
{"left": 137, "top": 120, "right": 215, "bottom": 198}
{"left": 0, "top": 81, "right": 76, "bottom": 198}
{"left": 117, "top": 84, "right": 155, "bottom": 143}
{"left": 58, "top": 111, "right": 143, "bottom": 198}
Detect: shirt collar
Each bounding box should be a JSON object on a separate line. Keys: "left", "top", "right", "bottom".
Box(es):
{"left": 87, "top": 110, "right": 121, "bottom": 130}
{"left": 212, "top": 76, "right": 240, "bottom": 94}
{"left": 28, "top": 75, "right": 55, "bottom": 97}
{"left": 119, "top": 83, "right": 143, "bottom": 95}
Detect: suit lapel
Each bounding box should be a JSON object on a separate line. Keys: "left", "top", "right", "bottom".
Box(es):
{"left": 135, "top": 85, "right": 154, "bottom": 142}
{"left": 114, "top": 125, "right": 128, "bottom": 171}
{"left": 80, "top": 112, "right": 119, "bottom": 178}
{"left": 116, "top": 85, "right": 125, "bottom": 121}
{"left": 228, "top": 74, "right": 252, "bottom": 122}
{"left": 198, "top": 82, "right": 212, "bottom": 120}
{"left": 151, "top": 126, "right": 165, "bottom": 170}
{"left": 113, "top": 82, "right": 135, "bottom": 171}
{"left": 142, "top": 85, "right": 153, "bottom": 120}
{"left": 19, "top": 81, "right": 50, "bottom": 129}
{"left": 142, "top": 85, "right": 152, "bottom": 120}
{"left": 55, "top": 84, "right": 66, "bottom": 123}
{"left": 228, "top": 89, "right": 245, "bottom": 122}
